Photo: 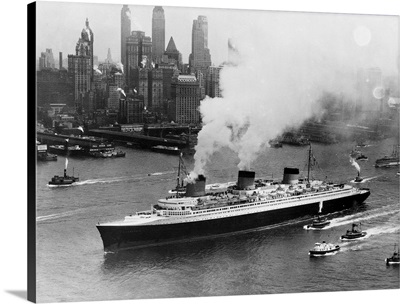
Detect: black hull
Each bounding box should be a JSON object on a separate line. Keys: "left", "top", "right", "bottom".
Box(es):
{"left": 97, "top": 190, "right": 370, "bottom": 251}
{"left": 307, "top": 221, "right": 330, "bottom": 229}
{"left": 340, "top": 232, "right": 367, "bottom": 240}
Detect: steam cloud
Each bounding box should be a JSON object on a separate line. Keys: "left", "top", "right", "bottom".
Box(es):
{"left": 192, "top": 14, "right": 364, "bottom": 177}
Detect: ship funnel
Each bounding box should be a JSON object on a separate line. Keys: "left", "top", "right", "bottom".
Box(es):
{"left": 237, "top": 170, "right": 255, "bottom": 190}
{"left": 282, "top": 167, "right": 299, "bottom": 185}
{"left": 185, "top": 175, "right": 206, "bottom": 197}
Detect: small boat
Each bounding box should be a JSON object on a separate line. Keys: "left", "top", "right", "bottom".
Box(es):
{"left": 340, "top": 223, "right": 367, "bottom": 241}
{"left": 385, "top": 244, "right": 400, "bottom": 265}
{"left": 37, "top": 152, "right": 58, "bottom": 161}
{"left": 48, "top": 158, "right": 79, "bottom": 186}
{"left": 309, "top": 241, "right": 340, "bottom": 256}
{"left": 306, "top": 215, "right": 330, "bottom": 229}
{"left": 151, "top": 145, "right": 181, "bottom": 155}
{"left": 350, "top": 148, "right": 362, "bottom": 159}
{"left": 112, "top": 150, "right": 126, "bottom": 157}
{"left": 375, "top": 145, "right": 399, "bottom": 168}
{"left": 356, "top": 154, "right": 368, "bottom": 161}
{"left": 268, "top": 139, "right": 283, "bottom": 148}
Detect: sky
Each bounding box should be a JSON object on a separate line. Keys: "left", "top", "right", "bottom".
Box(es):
{"left": 36, "top": 0, "right": 399, "bottom": 75}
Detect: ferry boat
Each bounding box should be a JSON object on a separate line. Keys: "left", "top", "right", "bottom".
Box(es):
{"left": 309, "top": 241, "right": 340, "bottom": 256}
{"left": 96, "top": 145, "right": 370, "bottom": 251}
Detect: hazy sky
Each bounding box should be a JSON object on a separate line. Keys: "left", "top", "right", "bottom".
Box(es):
{"left": 36, "top": 0, "right": 399, "bottom": 75}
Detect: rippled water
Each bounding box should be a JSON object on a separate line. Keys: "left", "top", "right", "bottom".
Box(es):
{"left": 36, "top": 138, "right": 399, "bottom": 302}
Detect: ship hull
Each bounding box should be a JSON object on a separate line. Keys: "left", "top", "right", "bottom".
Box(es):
{"left": 97, "top": 190, "right": 370, "bottom": 251}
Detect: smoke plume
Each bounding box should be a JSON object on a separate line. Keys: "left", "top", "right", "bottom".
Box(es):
{"left": 117, "top": 88, "right": 126, "bottom": 97}
{"left": 192, "top": 13, "right": 364, "bottom": 176}
{"left": 350, "top": 157, "right": 361, "bottom": 174}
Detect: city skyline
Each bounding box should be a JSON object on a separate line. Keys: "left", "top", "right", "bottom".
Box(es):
{"left": 36, "top": 1, "right": 398, "bottom": 76}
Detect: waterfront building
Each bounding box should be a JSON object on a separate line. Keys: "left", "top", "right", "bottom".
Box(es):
{"left": 119, "top": 95, "right": 144, "bottom": 123}
{"left": 121, "top": 5, "right": 131, "bottom": 69}
{"left": 67, "top": 18, "right": 94, "bottom": 114}
{"left": 39, "top": 48, "right": 55, "bottom": 70}
{"left": 189, "top": 16, "right": 211, "bottom": 75}
{"left": 170, "top": 74, "right": 204, "bottom": 124}
{"left": 152, "top": 6, "right": 165, "bottom": 64}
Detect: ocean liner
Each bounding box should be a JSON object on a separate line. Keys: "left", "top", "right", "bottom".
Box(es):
{"left": 96, "top": 146, "right": 370, "bottom": 251}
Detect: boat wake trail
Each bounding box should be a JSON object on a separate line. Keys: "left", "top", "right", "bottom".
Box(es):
{"left": 36, "top": 210, "right": 80, "bottom": 222}
{"left": 328, "top": 209, "right": 400, "bottom": 229}
{"left": 74, "top": 171, "right": 176, "bottom": 186}
{"left": 350, "top": 175, "right": 381, "bottom": 183}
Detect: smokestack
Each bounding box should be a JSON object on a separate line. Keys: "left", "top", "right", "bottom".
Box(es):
{"left": 282, "top": 167, "right": 299, "bottom": 185}
{"left": 237, "top": 170, "right": 255, "bottom": 190}
{"left": 185, "top": 175, "right": 206, "bottom": 197}
{"left": 59, "top": 52, "right": 62, "bottom": 70}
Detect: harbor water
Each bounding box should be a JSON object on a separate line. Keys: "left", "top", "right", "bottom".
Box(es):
{"left": 36, "top": 139, "right": 399, "bottom": 302}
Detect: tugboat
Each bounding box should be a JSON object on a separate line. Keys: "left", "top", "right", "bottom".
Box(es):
{"left": 340, "top": 223, "right": 367, "bottom": 241}
{"left": 385, "top": 244, "right": 400, "bottom": 265}
{"left": 48, "top": 158, "right": 79, "bottom": 186}
{"left": 354, "top": 172, "right": 363, "bottom": 183}
{"left": 356, "top": 154, "right": 368, "bottom": 161}
{"left": 305, "top": 214, "right": 330, "bottom": 229}
{"left": 309, "top": 241, "right": 340, "bottom": 256}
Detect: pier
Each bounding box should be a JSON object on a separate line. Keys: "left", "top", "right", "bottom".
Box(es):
{"left": 87, "top": 129, "right": 189, "bottom": 148}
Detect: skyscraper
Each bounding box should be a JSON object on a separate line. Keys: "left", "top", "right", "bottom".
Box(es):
{"left": 152, "top": 6, "right": 165, "bottom": 64}
{"left": 164, "top": 36, "right": 183, "bottom": 70}
{"left": 39, "top": 48, "right": 55, "bottom": 70}
{"left": 68, "top": 18, "right": 94, "bottom": 113}
{"left": 126, "top": 31, "right": 152, "bottom": 88}
{"left": 189, "top": 16, "right": 211, "bottom": 75}
{"left": 121, "top": 5, "right": 131, "bottom": 69}
{"left": 106, "top": 48, "right": 113, "bottom": 63}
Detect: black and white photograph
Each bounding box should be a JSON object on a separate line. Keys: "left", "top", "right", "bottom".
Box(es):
{"left": 3, "top": 0, "right": 400, "bottom": 303}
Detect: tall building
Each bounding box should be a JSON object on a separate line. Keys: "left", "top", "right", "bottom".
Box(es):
{"left": 149, "top": 68, "right": 163, "bottom": 112}
{"left": 138, "top": 69, "right": 149, "bottom": 107}
{"left": 152, "top": 6, "right": 165, "bottom": 64}
{"left": 106, "top": 48, "right": 113, "bottom": 63}
{"left": 39, "top": 48, "right": 55, "bottom": 70}
{"left": 121, "top": 5, "right": 131, "bottom": 69}
{"left": 170, "top": 75, "right": 204, "bottom": 124}
{"left": 59, "top": 52, "right": 63, "bottom": 70}
{"left": 68, "top": 18, "right": 94, "bottom": 113}
{"left": 206, "top": 65, "right": 223, "bottom": 98}
{"left": 126, "top": 31, "right": 152, "bottom": 88}
{"left": 164, "top": 36, "right": 183, "bottom": 70}
{"left": 189, "top": 16, "right": 211, "bottom": 75}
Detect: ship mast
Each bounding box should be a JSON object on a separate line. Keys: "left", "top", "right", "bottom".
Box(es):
{"left": 307, "top": 143, "right": 312, "bottom": 182}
